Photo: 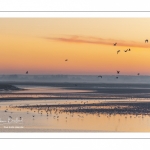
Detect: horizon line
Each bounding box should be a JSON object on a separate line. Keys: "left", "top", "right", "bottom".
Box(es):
{"left": 0, "top": 74, "right": 150, "bottom": 76}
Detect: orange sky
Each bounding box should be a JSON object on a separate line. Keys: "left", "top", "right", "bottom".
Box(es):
{"left": 0, "top": 18, "right": 150, "bottom": 75}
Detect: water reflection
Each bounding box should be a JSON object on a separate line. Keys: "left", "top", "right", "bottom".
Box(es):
{"left": 1, "top": 99, "right": 150, "bottom": 132}
{"left": 1, "top": 84, "right": 150, "bottom": 132}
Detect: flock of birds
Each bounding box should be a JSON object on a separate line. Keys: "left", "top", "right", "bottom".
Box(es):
{"left": 24, "top": 39, "right": 148, "bottom": 77}
{"left": 3, "top": 102, "right": 87, "bottom": 122}
{"left": 117, "top": 48, "right": 131, "bottom": 54}
{"left": 1, "top": 39, "right": 149, "bottom": 129}
{"left": 97, "top": 39, "right": 149, "bottom": 79}
{"left": 2, "top": 99, "right": 150, "bottom": 126}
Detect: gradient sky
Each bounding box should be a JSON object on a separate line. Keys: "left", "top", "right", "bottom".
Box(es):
{"left": 0, "top": 18, "right": 150, "bottom": 75}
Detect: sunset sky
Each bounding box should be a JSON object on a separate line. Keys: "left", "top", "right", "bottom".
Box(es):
{"left": 0, "top": 18, "right": 150, "bottom": 75}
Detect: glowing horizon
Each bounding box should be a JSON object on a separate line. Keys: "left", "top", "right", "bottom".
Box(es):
{"left": 1, "top": 18, "right": 150, "bottom": 75}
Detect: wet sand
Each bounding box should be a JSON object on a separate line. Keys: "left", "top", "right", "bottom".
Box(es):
{"left": 1, "top": 82, "right": 150, "bottom": 132}
{"left": 14, "top": 100, "right": 150, "bottom": 115}
{"left": 1, "top": 82, "right": 150, "bottom": 100}
{"left": 1, "top": 99, "right": 150, "bottom": 132}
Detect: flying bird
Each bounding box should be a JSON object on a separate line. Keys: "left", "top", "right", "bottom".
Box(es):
{"left": 117, "top": 71, "right": 120, "bottom": 74}
{"left": 98, "top": 75, "right": 102, "bottom": 78}
{"left": 145, "top": 39, "right": 148, "bottom": 43}
{"left": 26, "top": 71, "right": 28, "bottom": 74}
{"left": 114, "top": 43, "right": 117, "bottom": 46}
{"left": 117, "top": 50, "right": 120, "bottom": 54}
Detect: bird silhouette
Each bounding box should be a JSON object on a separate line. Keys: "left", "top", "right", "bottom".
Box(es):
{"left": 114, "top": 43, "right": 117, "bottom": 46}
{"left": 137, "top": 73, "right": 140, "bottom": 76}
{"left": 117, "top": 50, "right": 120, "bottom": 54}
{"left": 145, "top": 39, "right": 148, "bottom": 43}
{"left": 65, "top": 59, "right": 68, "bottom": 61}
{"left": 26, "top": 71, "right": 28, "bottom": 74}
{"left": 124, "top": 50, "right": 128, "bottom": 52}
{"left": 117, "top": 71, "right": 120, "bottom": 74}
{"left": 128, "top": 48, "right": 131, "bottom": 51}
{"left": 98, "top": 75, "right": 102, "bottom": 78}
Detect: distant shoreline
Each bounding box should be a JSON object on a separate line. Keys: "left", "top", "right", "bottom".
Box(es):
{"left": 0, "top": 84, "right": 23, "bottom": 91}
{"left": 1, "top": 74, "right": 150, "bottom": 84}
{"left": 0, "top": 82, "right": 150, "bottom": 100}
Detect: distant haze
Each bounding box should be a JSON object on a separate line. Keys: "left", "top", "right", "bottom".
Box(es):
{"left": 0, "top": 75, "right": 150, "bottom": 84}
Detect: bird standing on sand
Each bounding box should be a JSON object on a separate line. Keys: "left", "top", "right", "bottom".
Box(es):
{"left": 145, "top": 39, "right": 148, "bottom": 43}
{"left": 114, "top": 43, "right": 117, "bottom": 46}
{"left": 65, "top": 59, "right": 68, "bottom": 61}
{"left": 117, "top": 50, "right": 120, "bottom": 54}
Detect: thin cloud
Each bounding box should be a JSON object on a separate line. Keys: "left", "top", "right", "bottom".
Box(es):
{"left": 44, "top": 35, "right": 150, "bottom": 48}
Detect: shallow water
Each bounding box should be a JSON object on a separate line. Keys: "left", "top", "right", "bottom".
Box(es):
{"left": 14, "top": 85, "right": 92, "bottom": 93}
{"left": 1, "top": 85, "right": 150, "bottom": 132}
{"left": 1, "top": 99, "right": 150, "bottom": 132}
